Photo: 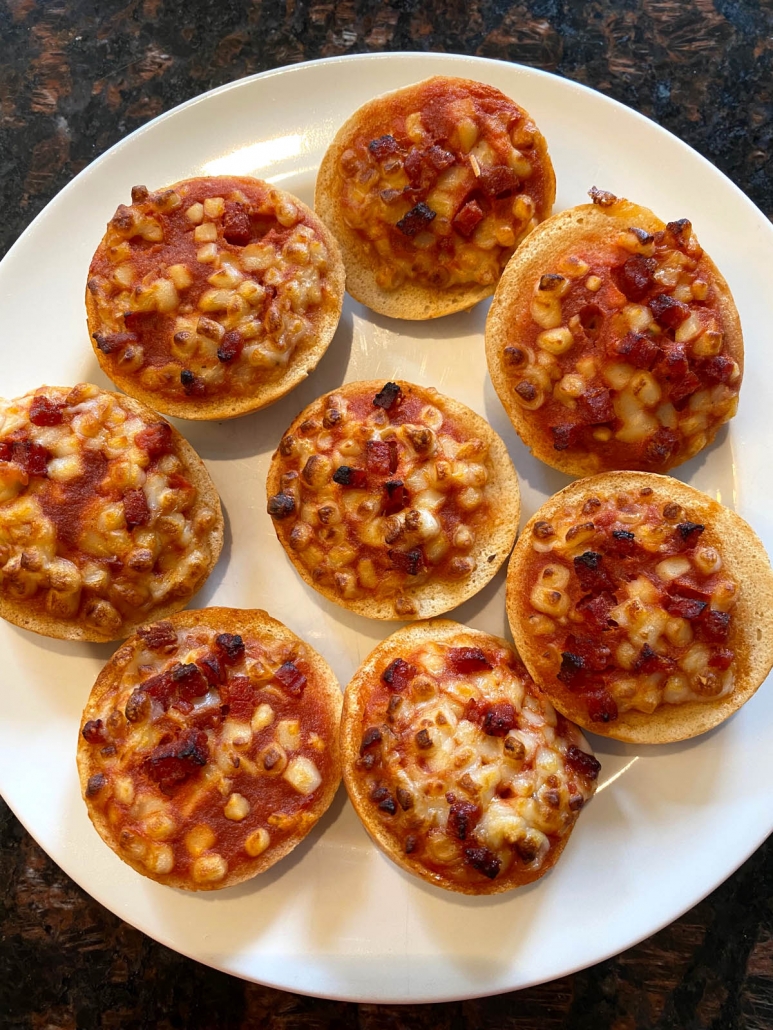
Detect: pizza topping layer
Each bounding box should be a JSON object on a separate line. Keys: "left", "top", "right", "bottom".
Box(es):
{"left": 0, "top": 385, "right": 218, "bottom": 636}
{"left": 87, "top": 177, "right": 338, "bottom": 404}
{"left": 335, "top": 80, "right": 553, "bottom": 292}
{"left": 501, "top": 196, "right": 741, "bottom": 471}
{"left": 522, "top": 486, "right": 739, "bottom": 720}
{"left": 268, "top": 383, "right": 502, "bottom": 617}
{"left": 80, "top": 622, "right": 337, "bottom": 885}
{"left": 351, "top": 636, "right": 598, "bottom": 888}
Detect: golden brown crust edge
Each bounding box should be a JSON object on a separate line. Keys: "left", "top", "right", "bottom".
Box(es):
{"left": 0, "top": 389, "right": 223, "bottom": 643}
{"left": 76, "top": 606, "right": 343, "bottom": 890}
{"left": 86, "top": 180, "right": 346, "bottom": 421}
{"left": 506, "top": 471, "right": 773, "bottom": 743}
{"left": 315, "top": 76, "right": 556, "bottom": 321}
{"left": 341, "top": 619, "right": 574, "bottom": 894}
{"left": 485, "top": 200, "right": 745, "bottom": 477}
{"left": 266, "top": 380, "right": 520, "bottom": 620}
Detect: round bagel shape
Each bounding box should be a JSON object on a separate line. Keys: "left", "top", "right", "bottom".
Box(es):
{"left": 315, "top": 76, "right": 555, "bottom": 319}
{"left": 77, "top": 607, "right": 343, "bottom": 890}
{"left": 0, "top": 385, "right": 223, "bottom": 642}
{"left": 486, "top": 194, "right": 744, "bottom": 476}
{"left": 266, "top": 379, "right": 520, "bottom": 620}
{"left": 506, "top": 471, "right": 773, "bottom": 743}
{"left": 86, "top": 176, "right": 345, "bottom": 420}
{"left": 341, "top": 619, "right": 600, "bottom": 895}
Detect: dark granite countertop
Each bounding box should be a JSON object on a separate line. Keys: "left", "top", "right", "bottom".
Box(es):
{"left": 1, "top": 1, "right": 772, "bottom": 1026}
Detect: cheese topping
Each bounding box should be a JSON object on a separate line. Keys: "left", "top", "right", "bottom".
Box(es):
{"left": 521, "top": 485, "right": 739, "bottom": 721}
{"left": 351, "top": 635, "right": 599, "bottom": 889}
{"left": 334, "top": 79, "right": 553, "bottom": 292}
{"left": 79, "top": 622, "right": 337, "bottom": 885}
{"left": 268, "top": 382, "right": 505, "bottom": 617}
{"left": 0, "top": 385, "right": 218, "bottom": 636}
{"left": 500, "top": 197, "right": 741, "bottom": 471}
{"left": 87, "top": 177, "right": 338, "bottom": 404}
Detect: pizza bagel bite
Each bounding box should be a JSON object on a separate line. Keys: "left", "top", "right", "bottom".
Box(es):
{"left": 266, "top": 380, "right": 520, "bottom": 620}
{"left": 506, "top": 472, "right": 773, "bottom": 743}
{"left": 77, "top": 608, "right": 342, "bottom": 890}
{"left": 86, "top": 176, "right": 345, "bottom": 419}
{"left": 0, "top": 384, "right": 222, "bottom": 641}
{"left": 486, "top": 189, "right": 743, "bottom": 475}
{"left": 315, "top": 76, "right": 555, "bottom": 319}
{"left": 342, "top": 620, "right": 600, "bottom": 894}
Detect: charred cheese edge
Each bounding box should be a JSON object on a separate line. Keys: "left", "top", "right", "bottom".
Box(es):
{"left": 86, "top": 176, "right": 345, "bottom": 420}
{"left": 0, "top": 384, "right": 222, "bottom": 641}
{"left": 342, "top": 619, "right": 599, "bottom": 894}
{"left": 266, "top": 380, "right": 520, "bottom": 620}
{"left": 486, "top": 191, "right": 743, "bottom": 476}
{"left": 77, "top": 607, "right": 342, "bottom": 890}
{"left": 507, "top": 472, "right": 773, "bottom": 744}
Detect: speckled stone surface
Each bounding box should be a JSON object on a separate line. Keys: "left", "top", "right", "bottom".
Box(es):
{"left": 1, "top": 1, "right": 773, "bottom": 1026}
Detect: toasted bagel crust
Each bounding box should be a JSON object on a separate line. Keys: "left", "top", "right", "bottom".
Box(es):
{"left": 266, "top": 380, "right": 520, "bottom": 620}
{"left": 507, "top": 472, "right": 773, "bottom": 743}
{"left": 315, "top": 76, "right": 555, "bottom": 319}
{"left": 486, "top": 196, "right": 744, "bottom": 475}
{"left": 342, "top": 620, "right": 599, "bottom": 894}
{"left": 0, "top": 386, "right": 223, "bottom": 642}
{"left": 86, "top": 176, "right": 345, "bottom": 420}
{"left": 77, "top": 607, "right": 342, "bottom": 889}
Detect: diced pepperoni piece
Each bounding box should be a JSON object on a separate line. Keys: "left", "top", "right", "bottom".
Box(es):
{"left": 453, "top": 200, "right": 484, "bottom": 237}
{"left": 464, "top": 845, "right": 501, "bottom": 879}
{"left": 446, "top": 794, "right": 480, "bottom": 840}
{"left": 217, "top": 330, "right": 243, "bottom": 362}
{"left": 425, "top": 145, "right": 455, "bottom": 171}
{"left": 584, "top": 688, "right": 618, "bottom": 723}
{"left": 29, "top": 395, "right": 65, "bottom": 426}
{"left": 578, "top": 386, "right": 614, "bottom": 425}
{"left": 665, "top": 595, "right": 708, "bottom": 619}
{"left": 482, "top": 702, "right": 516, "bottom": 737}
{"left": 81, "top": 719, "right": 106, "bottom": 744}
{"left": 564, "top": 745, "right": 601, "bottom": 781}
{"left": 643, "top": 427, "right": 680, "bottom": 466}
{"left": 576, "top": 590, "right": 616, "bottom": 631}
{"left": 138, "top": 621, "right": 177, "bottom": 651}
{"left": 123, "top": 488, "right": 150, "bottom": 528}
{"left": 558, "top": 651, "right": 585, "bottom": 684}
{"left": 197, "top": 653, "right": 225, "bottom": 686}
{"left": 388, "top": 440, "right": 399, "bottom": 473}
{"left": 9, "top": 439, "right": 49, "bottom": 476}
{"left": 667, "top": 575, "right": 711, "bottom": 600}
{"left": 215, "top": 632, "right": 245, "bottom": 664}
{"left": 223, "top": 201, "right": 251, "bottom": 245}
{"left": 552, "top": 423, "right": 582, "bottom": 451}
{"left": 403, "top": 149, "right": 425, "bottom": 184}
{"left": 479, "top": 165, "right": 519, "bottom": 198}
{"left": 609, "top": 331, "right": 661, "bottom": 369}
{"left": 142, "top": 669, "right": 176, "bottom": 708}
{"left": 332, "top": 466, "right": 367, "bottom": 488}
{"left": 609, "top": 528, "right": 636, "bottom": 557}
{"left": 360, "top": 727, "right": 382, "bottom": 753}
{"left": 573, "top": 551, "right": 616, "bottom": 593}
{"left": 702, "top": 609, "right": 730, "bottom": 641}
{"left": 675, "top": 522, "right": 705, "bottom": 545}
{"left": 463, "top": 697, "right": 484, "bottom": 724}
{"left": 396, "top": 202, "right": 436, "bottom": 237}
{"left": 172, "top": 662, "right": 208, "bottom": 700}
{"left": 366, "top": 440, "right": 392, "bottom": 475}
{"left": 383, "top": 480, "right": 407, "bottom": 515}
{"left": 382, "top": 657, "right": 417, "bottom": 691}
{"left": 709, "top": 648, "right": 734, "bottom": 670}
{"left": 447, "top": 647, "right": 492, "bottom": 674}
{"left": 144, "top": 729, "right": 209, "bottom": 793}
{"left": 369, "top": 135, "right": 402, "bottom": 160}
{"left": 221, "top": 674, "right": 256, "bottom": 720}
{"left": 93, "top": 331, "right": 138, "bottom": 355}
{"left": 700, "top": 355, "right": 735, "bottom": 384}
{"left": 615, "top": 255, "right": 656, "bottom": 301}
{"left": 561, "top": 634, "right": 611, "bottom": 676}
{"left": 670, "top": 371, "right": 701, "bottom": 406}
{"left": 373, "top": 382, "right": 402, "bottom": 410}
{"left": 650, "top": 293, "right": 690, "bottom": 329}
{"left": 388, "top": 548, "right": 424, "bottom": 575}
{"left": 275, "top": 661, "right": 306, "bottom": 696}
{"left": 135, "top": 422, "right": 173, "bottom": 458}
{"left": 634, "top": 643, "right": 675, "bottom": 674}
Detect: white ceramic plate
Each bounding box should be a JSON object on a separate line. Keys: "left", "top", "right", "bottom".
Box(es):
{"left": 0, "top": 52, "right": 771, "bottom": 1004}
